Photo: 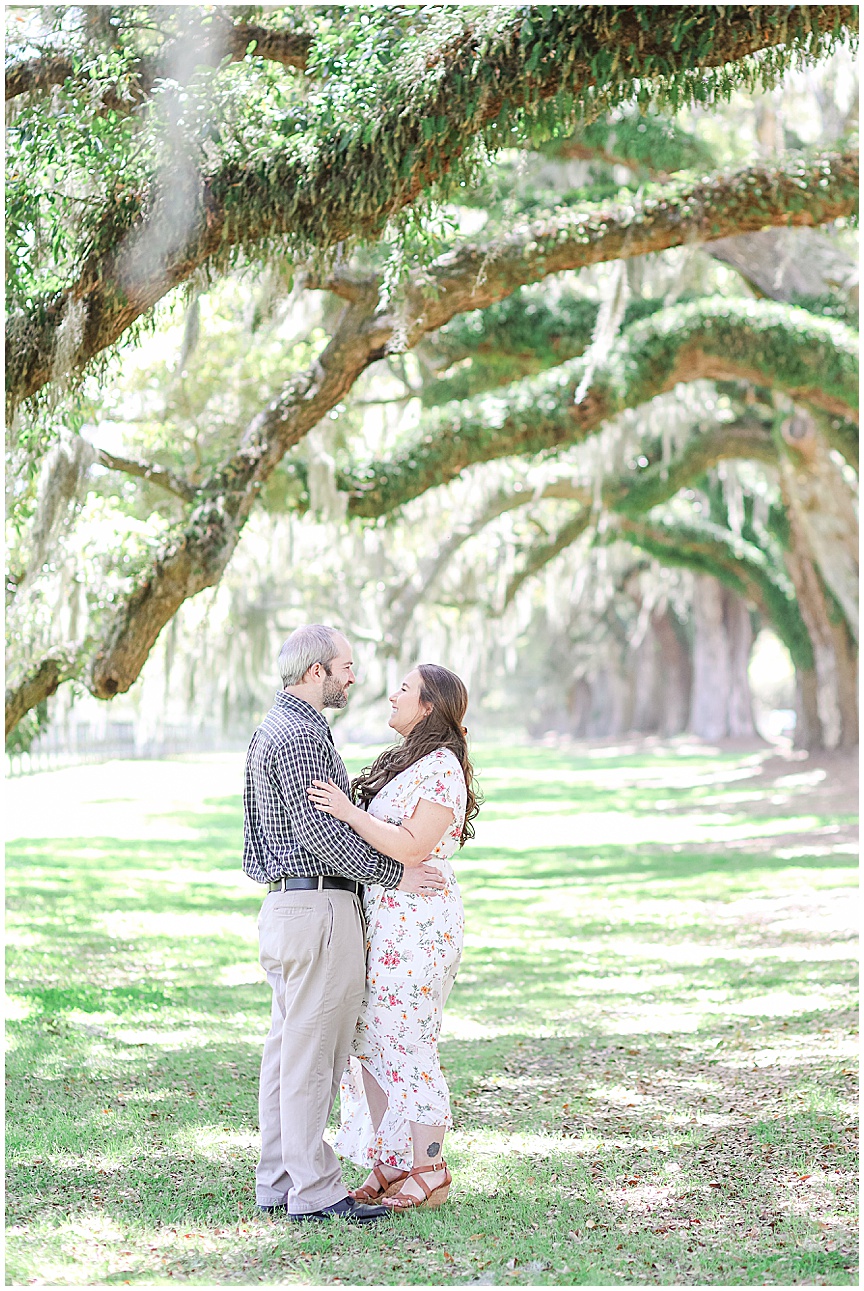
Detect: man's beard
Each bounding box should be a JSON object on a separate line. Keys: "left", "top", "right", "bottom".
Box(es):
{"left": 322, "top": 675, "right": 348, "bottom": 709}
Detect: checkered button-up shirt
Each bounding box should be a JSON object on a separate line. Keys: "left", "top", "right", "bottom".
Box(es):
{"left": 242, "top": 691, "right": 404, "bottom": 888}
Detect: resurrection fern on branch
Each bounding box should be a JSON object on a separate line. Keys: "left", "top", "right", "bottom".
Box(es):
{"left": 340, "top": 300, "right": 859, "bottom": 517}
{"left": 6, "top": 5, "right": 857, "bottom": 411}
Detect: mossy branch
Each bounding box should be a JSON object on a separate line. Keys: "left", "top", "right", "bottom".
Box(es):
{"left": 503, "top": 512, "right": 595, "bottom": 607}
{"left": 5, "top": 152, "right": 858, "bottom": 731}
{"left": 498, "top": 499, "right": 813, "bottom": 673}
{"left": 4, "top": 646, "right": 83, "bottom": 741}
{"left": 344, "top": 299, "right": 858, "bottom": 517}
{"left": 390, "top": 417, "right": 776, "bottom": 616}
{"left": 403, "top": 152, "right": 859, "bottom": 346}
{"left": 6, "top": 5, "right": 857, "bottom": 412}
{"left": 4, "top": 17, "right": 312, "bottom": 108}
{"left": 94, "top": 449, "right": 197, "bottom": 502}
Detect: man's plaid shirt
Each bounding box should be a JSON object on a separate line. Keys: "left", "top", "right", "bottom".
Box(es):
{"left": 242, "top": 691, "right": 404, "bottom": 888}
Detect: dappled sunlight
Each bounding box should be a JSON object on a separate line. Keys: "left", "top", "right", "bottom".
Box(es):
{"left": 171, "top": 1124, "right": 259, "bottom": 1160}
{"left": 6, "top": 742, "right": 857, "bottom": 1285}
{"left": 5, "top": 755, "right": 245, "bottom": 843}
{"left": 218, "top": 961, "right": 268, "bottom": 987}
{"left": 441, "top": 1013, "right": 500, "bottom": 1041}
{"left": 604, "top": 1180, "right": 675, "bottom": 1213}
{"left": 475, "top": 810, "right": 827, "bottom": 851}
{"left": 102, "top": 909, "right": 258, "bottom": 944}
{"left": 728, "top": 989, "right": 850, "bottom": 1017}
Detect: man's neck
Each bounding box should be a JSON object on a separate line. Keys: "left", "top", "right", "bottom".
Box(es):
{"left": 282, "top": 684, "right": 325, "bottom": 713}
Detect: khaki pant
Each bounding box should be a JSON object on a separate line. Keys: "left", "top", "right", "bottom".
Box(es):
{"left": 255, "top": 887, "right": 365, "bottom": 1211}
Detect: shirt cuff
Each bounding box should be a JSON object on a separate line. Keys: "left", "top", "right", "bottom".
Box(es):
{"left": 374, "top": 854, "right": 404, "bottom": 889}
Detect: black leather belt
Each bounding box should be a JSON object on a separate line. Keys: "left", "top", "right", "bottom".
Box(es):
{"left": 267, "top": 876, "right": 361, "bottom": 896}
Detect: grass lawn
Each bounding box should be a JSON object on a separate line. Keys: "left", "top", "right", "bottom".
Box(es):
{"left": 5, "top": 739, "right": 858, "bottom": 1286}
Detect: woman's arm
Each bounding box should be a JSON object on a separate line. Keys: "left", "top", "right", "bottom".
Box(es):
{"left": 307, "top": 778, "right": 453, "bottom": 867}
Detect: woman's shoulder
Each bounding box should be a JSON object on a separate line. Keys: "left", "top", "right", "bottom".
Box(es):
{"left": 412, "top": 746, "right": 465, "bottom": 779}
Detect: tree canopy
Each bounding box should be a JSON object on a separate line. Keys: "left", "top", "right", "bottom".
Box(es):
{"left": 5, "top": 4, "right": 859, "bottom": 751}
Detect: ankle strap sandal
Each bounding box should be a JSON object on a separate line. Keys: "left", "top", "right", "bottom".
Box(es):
{"left": 382, "top": 1160, "right": 451, "bottom": 1210}
{"left": 350, "top": 1161, "right": 409, "bottom": 1202}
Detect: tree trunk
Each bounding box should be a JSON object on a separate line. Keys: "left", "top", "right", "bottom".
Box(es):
{"left": 629, "top": 624, "right": 662, "bottom": 733}
{"left": 726, "top": 595, "right": 757, "bottom": 737}
{"left": 778, "top": 409, "right": 858, "bottom": 638}
{"left": 566, "top": 677, "right": 593, "bottom": 737}
{"left": 652, "top": 606, "right": 692, "bottom": 736}
{"left": 626, "top": 604, "right": 692, "bottom": 736}
{"left": 779, "top": 465, "right": 856, "bottom": 750}
{"left": 827, "top": 614, "right": 859, "bottom": 748}
{"left": 689, "top": 575, "right": 756, "bottom": 740}
{"left": 795, "top": 668, "right": 824, "bottom": 752}
{"left": 586, "top": 667, "right": 631, "bottom": 738}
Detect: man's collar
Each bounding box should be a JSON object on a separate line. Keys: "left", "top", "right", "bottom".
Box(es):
{"left": 274, "top": 689, "right": 332, "bottom": 737}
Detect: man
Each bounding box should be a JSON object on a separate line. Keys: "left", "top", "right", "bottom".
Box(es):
{"left": 243, "top": 624, "right": 446, "bottom": 1224}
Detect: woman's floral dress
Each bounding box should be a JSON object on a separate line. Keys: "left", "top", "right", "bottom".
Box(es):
{"left": 334, "top": 747, "right": 466, "bottom": 1171}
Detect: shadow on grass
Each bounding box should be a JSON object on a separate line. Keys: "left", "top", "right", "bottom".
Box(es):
{"left": 6, "top": 750, "right": 858, "bottom": 1286}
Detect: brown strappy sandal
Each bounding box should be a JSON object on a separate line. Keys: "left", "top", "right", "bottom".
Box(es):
{"left": 382, "top": 1160, "right": 451, "bottom": 1211}
{"left": 349, "top": 1161, "right": 409, "bottom": 1202}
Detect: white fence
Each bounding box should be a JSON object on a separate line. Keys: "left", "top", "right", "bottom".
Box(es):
{"left": 6, "top": 722, "right": 247, "bottom": 777}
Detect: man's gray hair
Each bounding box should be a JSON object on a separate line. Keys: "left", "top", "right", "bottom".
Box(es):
{"left": 277, "top": 624, "right": 342, "bottom": 687}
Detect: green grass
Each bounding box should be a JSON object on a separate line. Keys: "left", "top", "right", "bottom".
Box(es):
{"left": 5, "top": 741, "right": 858, "bottom": 1285}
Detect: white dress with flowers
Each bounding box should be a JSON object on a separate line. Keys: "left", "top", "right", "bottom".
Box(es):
{"left": 334, "top": 747, "right": 466, "bottom": 1171}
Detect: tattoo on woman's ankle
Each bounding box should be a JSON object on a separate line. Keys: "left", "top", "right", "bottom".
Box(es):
{"left": 426, "top": 1141, "right": 441, "bottom": 1157}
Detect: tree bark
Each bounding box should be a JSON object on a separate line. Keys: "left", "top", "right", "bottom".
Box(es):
{"left": 584, "top": 667, "right": 631, "bottom": 739}
{"left": 794, "top": 667, "right": 824, "bottom": 752}
{"left": 5, "top": 647, "right": 81, "bottom": 741}
{"left": 708, "top": 226, "right": 858, "bottom": 306}
{"left": 629, "top": 626, "right": 663, "bottom": 734}
{"left": 781, "top": 485, "right": 854, "bottom": 751}
{"left": 652, "top": 607, "right": 693, "bottom": 736}
{"left": 777, "top": 408, "right": 858, "bottom": 640}
{"left": 689, "top": 575, "right": 756, "bottom": 740}
{"left": 826, "top": 613, "right": 860, "bottom": 748}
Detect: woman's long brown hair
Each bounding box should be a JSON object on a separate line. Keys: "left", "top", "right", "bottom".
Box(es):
{"left": 351, "top": 663, "right": 481, "bottom": 845}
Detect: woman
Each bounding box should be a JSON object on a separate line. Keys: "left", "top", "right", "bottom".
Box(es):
{"left": 307, "top": 662, "right": 479, "bottom": 1211}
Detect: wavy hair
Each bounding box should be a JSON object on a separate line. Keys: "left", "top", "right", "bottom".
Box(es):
{"left": 351, "top": 663, "right": 481, "bottom": 845}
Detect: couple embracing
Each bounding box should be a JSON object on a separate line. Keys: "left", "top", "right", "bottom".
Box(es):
{"left": 242, "top": 624, "right": 479, "bottom": 1224}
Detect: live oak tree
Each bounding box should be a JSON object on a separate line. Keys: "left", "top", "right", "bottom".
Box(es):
{"left": 5, "top": 4, "right": 859, "bottom": 747}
